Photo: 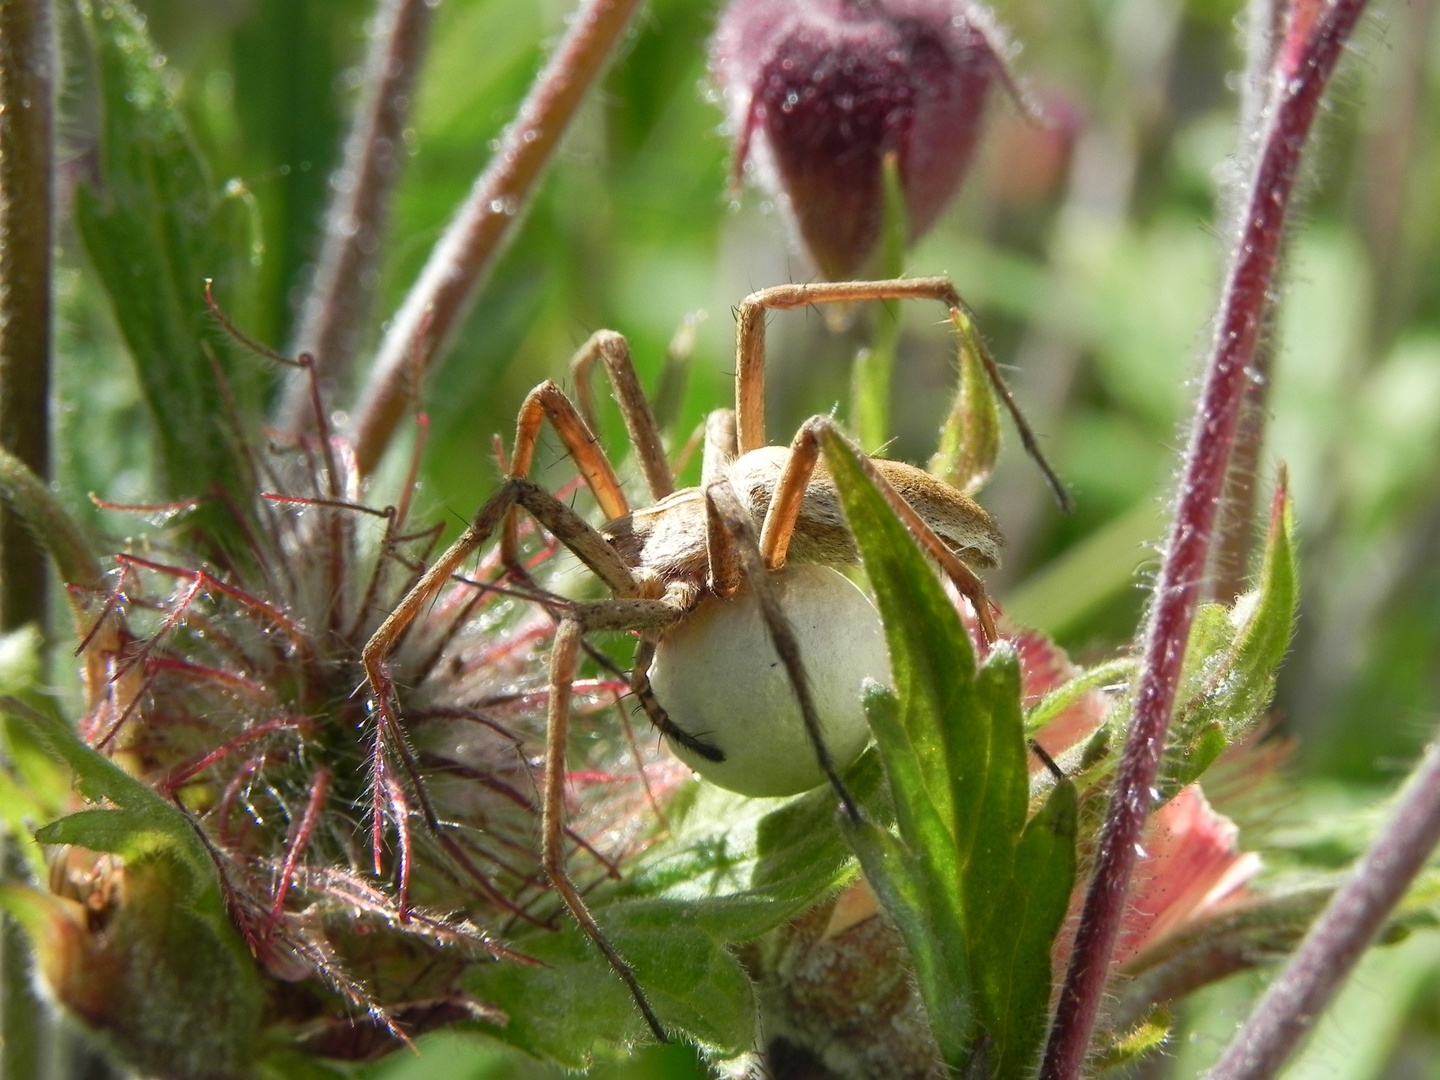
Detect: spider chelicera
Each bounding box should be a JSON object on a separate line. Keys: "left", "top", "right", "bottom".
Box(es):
{"left": 361, "top": 276, "right": 1065, "bottom": 1041}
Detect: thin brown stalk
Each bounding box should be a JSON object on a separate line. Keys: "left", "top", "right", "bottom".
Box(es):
{"left": 350, "top": 0, "right": 645, "bottom": 476}
{"left": 280, "top": 0, "right": 435, "bottom": 433}
{"left": 1039, "top": 3, "right": 1371, "bottom": 1077}
{"left": 0, "top": 0, "right": 55, "bottom": 632}
{"left": 1209, "top": 736, "right": 1440, "bottom": 1080}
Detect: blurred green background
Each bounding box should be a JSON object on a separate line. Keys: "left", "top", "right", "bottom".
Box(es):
{"left": 50, "top": 0, "right": 1440, "bottom": 1075}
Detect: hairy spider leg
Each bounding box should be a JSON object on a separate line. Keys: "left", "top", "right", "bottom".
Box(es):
{"left": 568, "top": 330, "right": 675, "bottom": 501}
{"left": 622, "top": 406, "right": 742, "bottom": 757}
{"left": 757, "top": 416, "right": 1001, "bottom": 643}
{"left": 732, "top": 278, "right": 971, "bottom": 453}
{"left": 700, "top": 408, "right": 739, "bottom": 490}
{"left": 541, "top": 591, "right": 689, "bottom": 1044}
{"left": 731, "top": 278, "right": 1069, "bottom": 512}
{"left": 362, "top": 477, "right": 687, "bottom": 1044}
{"left": 701, "top": 478, "right": 863, "bottom": 822}
{"left": 500, "top": 383, "right": 632, "bottom": 567}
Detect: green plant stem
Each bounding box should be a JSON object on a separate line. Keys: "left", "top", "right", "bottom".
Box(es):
{"left": 850, "top": 154, "right": 907, "bottom": 450}
{"left": 351, "top": 0, "right": 645, "bottom": 476}
{"left": 0, "top": 0, "right": 55, "bottom": 633}
{"left": 0, "top": 447, "right": 103, "bottom": 599}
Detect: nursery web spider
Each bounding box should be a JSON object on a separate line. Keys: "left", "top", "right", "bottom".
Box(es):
{"left": 361, "top": 277, "right": 1064, "bottom": 1041}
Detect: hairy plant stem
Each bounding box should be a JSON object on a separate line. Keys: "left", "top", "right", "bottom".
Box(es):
{"left": 280, "top": 0, "right": 434, "bottom": 433}
{"left": 0, "top": 0, "right": 54, "bottom": 634}
{"left": 1211, "top": 0, "right": 1284, "bottom": 604}
{"left": 1209, "top": 735, "right": 1440, "bottom": 1079}
{"left": 351, "top": 0, "right": 644, "bottom": 476}
{"left": 1038, "top": 3, "right": 1370, "bottom": 1077}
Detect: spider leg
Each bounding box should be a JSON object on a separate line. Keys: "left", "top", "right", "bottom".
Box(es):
{"left": 699, "top": 408, "right": 738, "bottom": 490}
{"left": 733, "top": 278, "right": 967, "bottom": 453}
{"left": 501, "top": 382, "right": 630, "bottom": 566}
{"left": 363, "top": 479, "right": 686, "bottom": 1041}
{"left": 757, "top": 416, "right": 1000, "bottom": 644}
{"left": 731, "top": 278, "right": 1068, "bottom": 510}
{"left": 567, "top": 331, "right": 674, "bottom": 501}
{"left": 542, "top": 594, "right": 687, "bottom": 1045}
{"left": 702, "top": 479, "right": 862, "bottom": 823}
{"left": 629, "top": 634, "right": 724, "bottom": 763}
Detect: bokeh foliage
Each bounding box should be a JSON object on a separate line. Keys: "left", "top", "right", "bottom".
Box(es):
{"left": 40, "top": 0, "right": 1440, "bottom": 1075}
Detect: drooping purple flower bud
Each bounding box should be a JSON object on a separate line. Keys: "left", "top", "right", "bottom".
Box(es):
{"left": 713, "top": 0, "right": 1014, "bottom": 279}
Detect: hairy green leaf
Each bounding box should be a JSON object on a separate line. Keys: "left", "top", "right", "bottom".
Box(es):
{"left": 1164, "top": 487, "right": 1298, "bottom": 789}
{"left": 931, "top": 306, "right": 1003, "bottom": 495}
{"left": 0, "top": 696, "right": 262, "bottom": 1076}
{"left": 74, "top": 0, "right": 257, "bottom": 518}
{"left": 462, "top": 757, "right": 888, "bottom": 1065}
{"left": 822, "top": 429, "right": 1078, "bottom": 1078}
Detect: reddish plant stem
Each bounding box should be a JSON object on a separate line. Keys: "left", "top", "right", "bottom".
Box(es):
{"left": 0, "top": 0, "right": 54, "bottom": 633}
{"left": 1209, "top": 735, "right": 1440, "bottom": 1080}
{"left": 351, "top": 0, "right": 644, "bottom": 476}
{"left": 1038, "top": 4, "right": 1370, "bottom": 1078}
{"left": 281, "top": 0, "right": 434, "bottom": 433}
{"left": 1210, "top": 0, "right": 1283, "bottom": 605}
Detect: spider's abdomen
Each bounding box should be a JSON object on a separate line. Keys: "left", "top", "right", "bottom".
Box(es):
{"left": 650, "top": 563, "right": 888, "bottom": 796}
{"left": 725, "top": 447, "right": 1004, "bottom": 569}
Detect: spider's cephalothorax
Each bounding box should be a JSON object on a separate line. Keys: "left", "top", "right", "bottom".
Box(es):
{"left": 362, "top": 277, "right": 1063, "bottom": 1041}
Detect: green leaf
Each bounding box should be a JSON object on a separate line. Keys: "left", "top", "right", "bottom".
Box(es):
{"left": 1163, "top": 485, "right": 1298, "bottom": 788}
{"left": 0, "top": 697, "right": 263, "bottom": 1076}
{"left": 0, "top": 633, "right": 82, "bottom": 879}
{"left": 930, "top": 306, "right": 1003, "bottom": 495}
{"left": 1025, "top": 657, "right": 1134, "bottom": 737}
{"left": 1093, "top": 1007, "right": 1172, "bottom": 1071}
{"left": 464, "top": 899, "right": 755, "bottom": 1067}
{"left": 0, "top": 449, "right": 103, "bottom": 594}
{"left": 74, "top": 0, "right": 256, "bottom": 519}
{"left": 970, "top": 777, "right": 1077, "bottom": 1078}
{"left": 0, "top": 695, "right": 252, "bottom": 959}
{"left": 821, "top": 429, "right": 1078, "bottom": 1079}
{"left": 462, "top": 759, "right": 890, "bottom": 1066}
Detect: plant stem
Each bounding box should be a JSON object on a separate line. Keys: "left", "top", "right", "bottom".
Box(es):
{"left": 1038, "top": 4, "right": 1370, "bottom": 1077}
{"left": 350, "top": 0, "right": 645, "bottom": 476}
{"left": 1208, "top": 735, "right": 1440, "bottom": 1080}
{"left": 0, "top": 0, "right": 54, "bottom": 633}
{"left": 1210, "top": 0, "right": 1285, "bottom": 604}
{"left": 281, "top": 0, "right": 434, "bottom": 433}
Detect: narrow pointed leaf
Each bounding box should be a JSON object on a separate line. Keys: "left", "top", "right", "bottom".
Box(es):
{"left": 972, "top": 778, "right": 1078, "bottom": 1078}
{"left": 930, "top": 307, "right": 1002, "bottom": 494}
{"left": 74, "top": 0, "right": 255, "bottom": 515}
{"left": 1164, "top": 485, "right": 1298, "bottom": 786}
{"left": 823, "top": 430, "right": 1077, "bottom": 1078}
{"left": 842, "top": 806, "right": 975, "bottom": 1065}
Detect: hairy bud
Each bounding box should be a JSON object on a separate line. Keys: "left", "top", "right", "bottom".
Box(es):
{"left": 713, "top": 0, "right": 1012, "bottom": 278}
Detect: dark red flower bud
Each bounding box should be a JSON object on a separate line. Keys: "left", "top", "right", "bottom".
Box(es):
{"left": 713, "top": 0, "right": 1012, "bottom": 279}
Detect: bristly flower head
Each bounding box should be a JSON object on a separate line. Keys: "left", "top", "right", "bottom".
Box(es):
{"left": 26, "top": 339, "right": 680, "bottom": 1070}
{"left": 712, "top": 0, "right": 1014, "bottom": 279}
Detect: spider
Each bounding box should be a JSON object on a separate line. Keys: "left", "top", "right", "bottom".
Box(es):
{"left": 361, "top": 276, "right": 1066, "bottom": 1042}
